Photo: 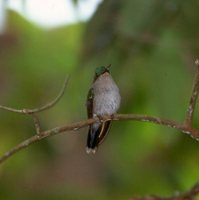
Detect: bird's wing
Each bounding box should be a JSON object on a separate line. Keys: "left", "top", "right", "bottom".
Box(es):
{"left": 98, "top": 121, "right": 112, "bottom": 145}
{"left": 86, "top": 87, "right": 111, "bottom": 153}
{"left": 86, "top": 87, "right": 94, "bottom": 118}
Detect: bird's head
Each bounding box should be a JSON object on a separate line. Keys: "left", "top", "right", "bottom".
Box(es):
{"left": 95, "top": 65, "right": 111, "bottom": 78}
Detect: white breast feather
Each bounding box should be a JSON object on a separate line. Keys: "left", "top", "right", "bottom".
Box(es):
{"left": 93, "top": 74, "right": 121, "bottom": 116}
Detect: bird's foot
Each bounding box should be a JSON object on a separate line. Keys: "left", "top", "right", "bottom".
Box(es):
{"left": 97, "top": 115, "right": 104, "bottom": 123}
{"left": 96, "top": 115, "right": 113, "bottom": 122}
{"left": 110, "top": 114, "right": 114, "bottom": 120}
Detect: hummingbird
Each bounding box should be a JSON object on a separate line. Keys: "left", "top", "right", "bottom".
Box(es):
{"left": 86, "top": 66, "right": 121, "bottom": 154}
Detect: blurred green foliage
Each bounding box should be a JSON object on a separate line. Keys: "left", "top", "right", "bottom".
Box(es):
{"left": 0, "top": 0, "right": 199, "bottom": 199}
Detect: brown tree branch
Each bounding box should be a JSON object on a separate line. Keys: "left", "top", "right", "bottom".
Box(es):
{"left": 0, "top": 113, "right": 199, "bottom": 164}
{"left": 132, "top": 182, "right": 199, "bottom": 200}
{"left": 31, "top": 114, "right": 41, "bottom": 134}
{"left": 185, "top": 60, "right": 199, "bottom": 126}
{"left": 0, "top": 76, "right": 69, "bottom": 114}
{"left": 0, "top": 60, "right": 199, "bottom": 165}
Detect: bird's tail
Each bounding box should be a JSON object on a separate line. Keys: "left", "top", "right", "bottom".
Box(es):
{"left": 86, "top": 121, "right": 111, "bottom": 154}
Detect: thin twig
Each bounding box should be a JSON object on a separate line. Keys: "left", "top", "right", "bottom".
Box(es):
{"left": 185, "top": 60, "right": 199, "bottom": 126}
{"left": 31, "top": 114, "right": 41, "bottom": 134}
{"left": 0, "top": 76, "right": 69, "bottom": 114}
{"left": 0, "top": 114, "right": 199, "bottom": 164}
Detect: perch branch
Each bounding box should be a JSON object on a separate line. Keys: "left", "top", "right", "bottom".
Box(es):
{"left": 0, "top": 60, "right": 199, "bottom": 164}
{"left": 0, "top": 76, "right": 69, "bottom": 114}
{"left": 0, "top": 113, "right": 199, "bottom": 164}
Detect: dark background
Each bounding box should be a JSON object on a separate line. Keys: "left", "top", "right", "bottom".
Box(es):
{"left": 0, "top": 0, "right": 199, "bottom": 199}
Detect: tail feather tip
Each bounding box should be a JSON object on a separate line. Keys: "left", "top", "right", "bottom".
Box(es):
{"left": 86, "top": 147, "right": 97, "bottom": 154}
